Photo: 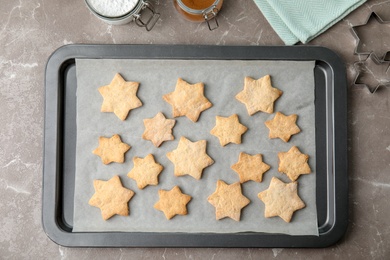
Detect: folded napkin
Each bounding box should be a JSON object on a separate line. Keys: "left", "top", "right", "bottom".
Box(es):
{"left": 253, "top": 0, "right": 366, "bottom": 45}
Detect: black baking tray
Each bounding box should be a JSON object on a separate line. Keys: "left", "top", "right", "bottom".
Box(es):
{"left": 43, "top": 44, "right": 348, "bottom": 247}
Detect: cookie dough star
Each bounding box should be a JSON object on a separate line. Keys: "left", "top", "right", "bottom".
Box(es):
{"left": 142, "top": 112, "right": 176, "bottom": 147}
{"left": 89, "top": 175, "right": 135, "bottom": 220}
{"left": 265, "top": 112, "right": 301, "bottom": 142}
{"left": 231, "top": 152, "right": 270, "bottom": 183}
{"left": 166, "top": 136, "right": 214, "bottom": 180}
{"left": 235, "top": 75, "right": 282, "bottom": 115}
{"left": 92, "top": 134, "right": 131, "bottom": 164}
{"left": 98, "top": 73, "right": 142, "bottom": 121}
{"left": 163, "top": 78, "right": 213, "bottom": 122}
{"left": 127, "top": 154, "right": 163, "bottom": 189}
{"left": 258, "top": 177, "right": 305, "bottom": 223}
{"left": 154, "top": 186, "right": 192, "bottom": 220}
{"left": 278, "top": 146, "right": 311, "bottom": 181}
{"left": 210, "top": 114, "right": 248, "bottom": 146}
{"left": 208, "top": 180, "right": 250, "bottom": 221}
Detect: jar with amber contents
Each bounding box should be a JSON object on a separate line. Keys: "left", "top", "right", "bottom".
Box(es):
{"left": 173, "top": 0, "right": 223, "bottom": 30}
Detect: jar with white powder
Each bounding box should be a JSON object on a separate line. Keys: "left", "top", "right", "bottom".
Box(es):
{"left": 85, "top": 0, "right": 160, "bottom": 30}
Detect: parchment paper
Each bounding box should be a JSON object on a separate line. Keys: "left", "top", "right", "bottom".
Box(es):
{"left": 73, "top": 59, "right": 318, "bottom": 236}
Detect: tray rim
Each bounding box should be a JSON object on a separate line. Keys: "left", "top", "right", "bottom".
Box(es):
{"left": 43, "top": 44, "right": 348, "bottom": 248}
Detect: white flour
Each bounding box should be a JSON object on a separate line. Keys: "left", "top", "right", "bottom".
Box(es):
{"left": 88, "top": 0, "right": 139, "bottom": 17}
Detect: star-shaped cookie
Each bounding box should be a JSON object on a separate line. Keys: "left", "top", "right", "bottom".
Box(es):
{"left": 166, "top": 136, "right": 214, "bottom": 180}
{"left": 258, "top": 177, "right": 305, "bottom": 223}
{"left": 278, "top": 146, "right": 311, "bottom": 181}
{"left": 98, "top": 73, "right": 142, "bottom": 121}
{"left": 235, "top": 75, "right": 282, "bottom": 115}
{"left": 92, "top": 134, "right": 131, "bottom": 164}
{"left": 89, "top": 175, "right": 135, "bottom": 220}
{"left": 231, "top": 152, "right": 270, "bottom": 183}
{"left": 265, "top": 112, "right": 301, "bottom": 142}
{"left": 154, "top": 186, "right": 192, "bottom": 220}
{"left": 127, "top": 154, "right": 163, "bottom": 189}
{"left": 142, "top": 112, "right": 176, "bottom": 147}
{"left": 207, "top": 180, "right": 250, "bottom": 221}
{"left": 163, "top": 78, "right": 212, "bottom": 122}
{"left": 210, "top": 114, "right": 248, "bottom": 146}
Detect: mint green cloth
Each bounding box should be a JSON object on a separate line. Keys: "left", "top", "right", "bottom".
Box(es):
{"left": 253, "top": 0, "right": 366, "bottom": 45}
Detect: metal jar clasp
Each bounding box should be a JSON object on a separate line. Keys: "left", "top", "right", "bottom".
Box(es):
{"left": 134, "top": 1, "right": 160, "bottom": 31}
{"left": 203, "top": 5, "right": 219, "bottom": 31}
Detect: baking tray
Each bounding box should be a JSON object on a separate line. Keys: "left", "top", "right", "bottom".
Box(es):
{"left": 43, "top": 44, "right": 348, "bottom": 247}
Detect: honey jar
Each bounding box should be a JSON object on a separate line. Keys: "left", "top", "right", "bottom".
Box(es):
{"left": 173, "top": 0, "right": 223, "bottom": 30}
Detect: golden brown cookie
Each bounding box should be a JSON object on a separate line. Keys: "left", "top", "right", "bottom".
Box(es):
{"left": 258, "top": 177, "right": 305, "bottom": 223}
{"left": 142, "top": 112, "right": 176, "bottom": 147}
{"left": 210, "top": 114, "right": 248, "bottom": 146}
{"left": 166, "top": 136, "right": 214, "bottom": 180}
{"left": 92, "top": 134, "right": 131, "bottom": 164}
{"left": 89, "top": 175, "right": 135, "bottom": 220}
{"left": 265, "top": 112, "right": 301, "bottom": 142}
{"left": 127, "top": 154, "right": 163, "bottom": 189}
{"left": 207, "top": 180, "right": 250, "bottom": 221}
{"left": 231, "top": 152, "right": 271, "bottom": 183}
{"left": 278, "top": 146, "right": 311, "bottom": 181}
{"left": 235, "top": 75, "right": 282, "bottom": 115}
{"left": 98, "top": 73, "right": 142, "bottom": 121}
{"left": 154, "top": 186, "right": 192, "bottom": 220}
{"left": 163, "top": 78, "right": 212, "bottom": 122}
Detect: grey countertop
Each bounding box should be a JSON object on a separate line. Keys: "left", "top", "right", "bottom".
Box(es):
{"left": 1, "top": 0, "right": 389, "bottom": 258}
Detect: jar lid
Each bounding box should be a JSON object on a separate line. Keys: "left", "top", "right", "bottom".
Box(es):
{"left": 176, "top": 0, "right": 220, "bottom": 15}
{"left": 86, "top": 0, "right": 140, "bottom": 18}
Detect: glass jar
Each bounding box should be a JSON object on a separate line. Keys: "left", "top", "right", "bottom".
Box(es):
{"left": 85, "top": 0, "right": 160, "bottom": 31}
{"left": 173, "top": 0, "right": 223, "bottom": 30}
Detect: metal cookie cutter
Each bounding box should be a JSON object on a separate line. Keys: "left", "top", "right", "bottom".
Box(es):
{"left": 351, "top": 12, "right": 390, "bottom": 61}
{"left": 353, "top": 53, "right": 390, "bottom": 93}
{"left": 351, "top": 12, "right": 390, "bottom": 93}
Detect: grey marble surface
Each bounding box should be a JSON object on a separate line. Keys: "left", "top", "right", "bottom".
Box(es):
{"left": 0, "top": 0, "right": 389, "bottom": 259}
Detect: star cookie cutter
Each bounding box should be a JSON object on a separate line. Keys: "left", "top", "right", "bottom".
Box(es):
{"left": 351, "top": 12, "right": 390, "bottom": 61}
{"left": 353, "top": 52, "right": 390, "bottom": 93}
{"left": 351, "top": 12, "right": 390, "bottom": 93}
